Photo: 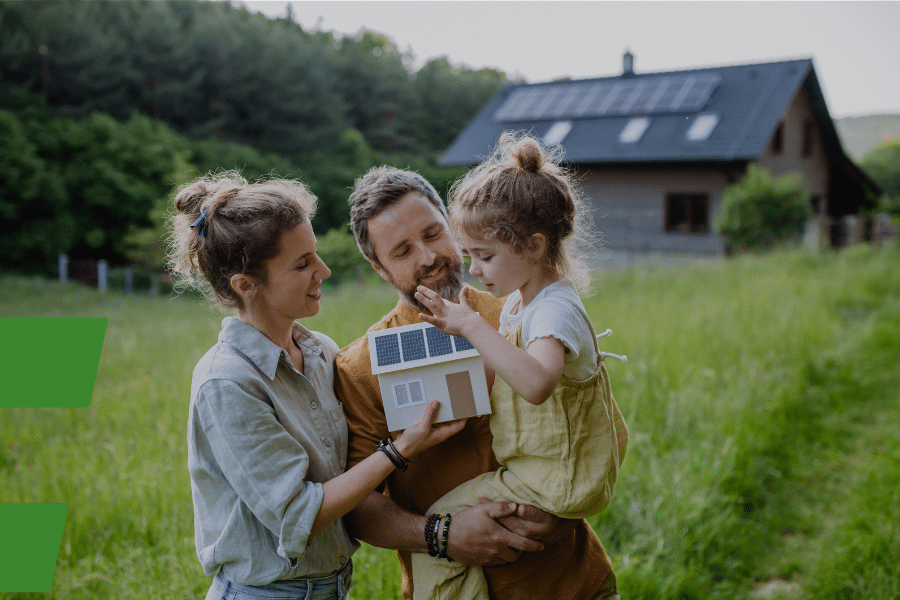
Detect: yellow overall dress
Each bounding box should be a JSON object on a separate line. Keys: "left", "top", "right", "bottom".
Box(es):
{"left": 411, "top": 317, "right": 628, "bottom": 600}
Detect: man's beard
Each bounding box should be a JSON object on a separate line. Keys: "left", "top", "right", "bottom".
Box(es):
{"left": 397, "top": 254, "right": 464, "bottom": 313}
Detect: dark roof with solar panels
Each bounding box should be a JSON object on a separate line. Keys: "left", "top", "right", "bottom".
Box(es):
{"left": 440, "top": 57, "right": 847, "bottom": 166}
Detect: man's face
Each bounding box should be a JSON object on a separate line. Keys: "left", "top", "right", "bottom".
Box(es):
{"left": 366, "top": 192, "right": 464, "bottom": 311}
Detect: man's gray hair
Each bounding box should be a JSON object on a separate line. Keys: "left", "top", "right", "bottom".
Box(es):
{"left": 348, "top": 166, "right": 448, "bottom": 264}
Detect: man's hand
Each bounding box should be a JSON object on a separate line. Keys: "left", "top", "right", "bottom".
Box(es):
{"left": 446, "top": 501, "right": 545, "bottom": 566}
{"left": 493, "top": 500, "right": 579, "bottom": 546}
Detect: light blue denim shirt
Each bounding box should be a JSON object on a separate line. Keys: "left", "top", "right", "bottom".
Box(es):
{"left": 188, "top": 317, "right": 359, "bottom": 586}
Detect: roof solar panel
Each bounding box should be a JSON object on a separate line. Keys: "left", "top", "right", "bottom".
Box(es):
{"left": 400, "top": 329, "right": 427, "bottom": 362}
{"left": 375, "top": 334, "right": 402, "bottom": 367}
{"left": 425, "top": 326, "right": 454, "bottom": 357}
{"left": 493, "top": 74, "right": 720, "bottom": 122}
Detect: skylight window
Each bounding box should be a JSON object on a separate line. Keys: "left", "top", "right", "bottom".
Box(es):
{"left": 686, "top": 113, "right": 719, "bottom": 141}
{"left": 619, "top": 117, "right": 650, "bottom": 144}
{"left": 542, "top": 120, "right": 573, "bottom": 146}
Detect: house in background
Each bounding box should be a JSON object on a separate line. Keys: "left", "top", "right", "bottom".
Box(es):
{"left": 441, "top": 53, "right": 881, "bottom": 260}
{"left": 368, "top": 322, "right": 491, "bottom": 431}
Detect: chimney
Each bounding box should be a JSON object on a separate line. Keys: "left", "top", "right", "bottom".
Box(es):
{"left": 623, "top": 48, "right": 634, "bottom": 76}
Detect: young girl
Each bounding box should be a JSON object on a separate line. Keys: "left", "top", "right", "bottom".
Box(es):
{"left": 168, "top": 172, "right": 463, "bottom": 600}
{"left": 412, "top": 133, "right": 628, "bottom": 600}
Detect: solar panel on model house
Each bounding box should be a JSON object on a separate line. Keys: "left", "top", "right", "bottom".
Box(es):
{"left": 374, "top": 325, "right": 475, "bottom": 368}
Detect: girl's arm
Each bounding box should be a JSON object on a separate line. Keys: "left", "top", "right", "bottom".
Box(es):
{"left": 311, "top": 400, "right": 463, "bottom": 535}
{"left": 415, "top": 286, "right": 564, "bottom": 406}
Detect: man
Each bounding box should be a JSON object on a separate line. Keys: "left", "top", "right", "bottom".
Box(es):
{"left": 334, "top": 166, "right": 618, "bottom": 600}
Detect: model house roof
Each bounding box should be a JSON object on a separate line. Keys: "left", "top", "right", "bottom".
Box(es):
{"left": 441, "top": 57, "right": 847, "bottom": 166}
{"left": 367, "top": 322, "right": 479, "bottom": 375}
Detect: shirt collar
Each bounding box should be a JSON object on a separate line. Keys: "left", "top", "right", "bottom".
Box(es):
{"left": 218, "top": 316, "right": 324, "bottom": 380}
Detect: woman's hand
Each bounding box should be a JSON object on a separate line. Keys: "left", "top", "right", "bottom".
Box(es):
{"left": 416, "top": 286, "right": 481, "bottom": 338}
{"left": 393, "top": 400, "right": 465, "bottom": 458}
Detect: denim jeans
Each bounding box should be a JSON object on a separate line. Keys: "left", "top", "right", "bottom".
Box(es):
{"left": 205, "top": 561, "right": 352, "bottom": 600}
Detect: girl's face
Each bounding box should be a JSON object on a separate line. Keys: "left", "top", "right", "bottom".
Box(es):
{"left": 255, "top": 220, "right": 331, "bottom": 321}
{"left": 459, "top": 231, "right": 536, "bottom": 299}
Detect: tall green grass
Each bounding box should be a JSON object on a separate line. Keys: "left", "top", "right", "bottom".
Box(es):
{"left": 1, "top": 243, "right": 898, "bottom": 599}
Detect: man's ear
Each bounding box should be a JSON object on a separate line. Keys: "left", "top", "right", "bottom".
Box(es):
{"left": 526, "top": 233, "right": 548, "bottom": 260}
{"left": 366, "top": 257, "right": 391, "bottom": 284}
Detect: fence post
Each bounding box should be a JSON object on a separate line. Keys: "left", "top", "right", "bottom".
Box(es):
{"left": 97, "top": 259, "right": 108, "bottom": 291}
{"left": 58, "top": 254, "right": 69, "bottom": 283}
{"left": 123, "top": 266, "right": 134, "bottom": 293}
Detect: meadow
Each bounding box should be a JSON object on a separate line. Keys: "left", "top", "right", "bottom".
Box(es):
{"left": 1, "top": 243, "right": 898, "bottom": 600}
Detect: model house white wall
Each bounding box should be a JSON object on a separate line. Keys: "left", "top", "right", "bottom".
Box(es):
{"left": 368, "top": 322, "right": 491, "bottom": 431}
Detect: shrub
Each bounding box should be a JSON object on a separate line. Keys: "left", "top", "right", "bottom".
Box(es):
{"left": 714, "top": 165, "right": 812, "bottom": 252}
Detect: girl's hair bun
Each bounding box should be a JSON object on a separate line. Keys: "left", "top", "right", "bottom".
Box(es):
{"left": 514, "top": 137, "right": 544, "bottom": 173}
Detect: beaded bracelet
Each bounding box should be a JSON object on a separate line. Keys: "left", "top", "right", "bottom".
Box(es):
{"left": 438, "top": 513, "right": 452, "bottom": 561}
{"left": 424, "top": 513, "right": 442, "bottom": 557}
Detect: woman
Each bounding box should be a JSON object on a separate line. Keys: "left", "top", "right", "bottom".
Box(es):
{"left": 167, "top": 172, "right": 462, "bottom": 600}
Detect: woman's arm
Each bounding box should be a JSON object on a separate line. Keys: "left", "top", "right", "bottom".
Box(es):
{"left": 311, "top": 400, "right": 463, "bottom": 535}
{"left": 415, "top": 286, "right": 564, "bottom": 405}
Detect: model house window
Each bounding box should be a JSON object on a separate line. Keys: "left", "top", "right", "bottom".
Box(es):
{"left": 393, "top": 379, "right": 426, "bottom": 409}
{"left": 771, "top": 123, "right": 784, "bottom": 154}
{"left": 802, "top": 120, "right": 814, "bottom": 157}
{"left": 665, "top": 193, "right": 710, "bottom": 233}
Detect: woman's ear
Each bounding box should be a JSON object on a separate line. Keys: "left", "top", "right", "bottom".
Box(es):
{"left": 230, "top": 273, "right": 258, "bottom": 301}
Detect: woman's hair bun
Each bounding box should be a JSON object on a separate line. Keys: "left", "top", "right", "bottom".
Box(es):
{"left": 174, "top": 179, "right": 212, "bottom": 215}
{"left": 514, "top": 137, "right": 544, "bottom": 173}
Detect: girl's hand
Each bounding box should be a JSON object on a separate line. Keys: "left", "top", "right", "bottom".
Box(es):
{"left": 393, "top": 400, "right": 465, "bottom": 458}
{"left": 416, "top": 285, "right": 479, "bottom": 337}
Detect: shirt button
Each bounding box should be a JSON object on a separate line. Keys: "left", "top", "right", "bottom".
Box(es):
{"left": 310, "top": 401, "right": 318, "bottom": 409}
{"left": 340, "top": 556, "right": 347, "bottom": 565}
{"left": 324, "top": 439, "right": 332, "bottom": 447}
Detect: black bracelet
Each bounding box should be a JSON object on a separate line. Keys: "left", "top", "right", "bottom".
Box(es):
{"left": 378, "top": 439, "right": 407, "bottom": 471}
{"left": 386, "top": 437, "right": 412, "bottom": 469}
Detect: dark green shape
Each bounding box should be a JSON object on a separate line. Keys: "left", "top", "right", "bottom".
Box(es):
{"left": 0, "top": 503, "right": 68, "bottom": 592}
{"left": 0, "top": 318, "right": 106, "bottom": 407}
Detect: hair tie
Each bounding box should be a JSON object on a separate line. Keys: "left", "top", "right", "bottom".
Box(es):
{"left": 190, "top": 208, "right": 209, "bottom": 238}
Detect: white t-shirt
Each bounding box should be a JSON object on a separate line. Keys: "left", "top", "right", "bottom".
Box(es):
{"left": 499, "top": 278, "right": 598, "bottom": 381}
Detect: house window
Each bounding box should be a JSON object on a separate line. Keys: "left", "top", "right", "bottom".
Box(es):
{"left": 771, "top": 123, "right": 784, "bottom": 154}
{"left": 665, "top": 193, "right": 710, "bottom": 233}
{"left": 802, "top": 120, "right": 814, "bottom": 157}
{"left": 619, "top": 117, "right": 650, "bottom": 144}
{"left": 686, "top": 113, "right": 719, "bottom": 141}
{"left": 543, "top": 120, "right": 573, "bottom": 146}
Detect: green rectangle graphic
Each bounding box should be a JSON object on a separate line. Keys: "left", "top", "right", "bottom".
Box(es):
{"left": 0, "top": 503, "right": 68, "bottom": 592}
{"left": 0, "top": 318, "right": 106, "bottom": 407}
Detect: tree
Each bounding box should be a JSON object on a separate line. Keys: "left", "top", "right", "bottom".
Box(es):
{"left": 714, "top": 166, "right": 812, "bottom": 252}
{"left": 0, "top": 109, "right": 69, "bottom": 273}
{"left": 861, "top": 141, "right": 900, "bottom": 215}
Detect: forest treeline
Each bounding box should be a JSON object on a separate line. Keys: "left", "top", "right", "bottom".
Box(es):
{"left": 0, "top": 0, "right": 511, "bottom": 274}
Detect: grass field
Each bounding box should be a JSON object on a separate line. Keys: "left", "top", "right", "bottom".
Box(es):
{"left": 2, "top": 243, "right": 899, "bottom": 600}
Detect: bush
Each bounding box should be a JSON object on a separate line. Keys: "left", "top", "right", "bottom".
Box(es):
{"left": 714, "top": 165, "right": 812, "bottom": 252}
{"left": 861, "top": 141, "right": 900, "bottom": 216}
{"left": 315, "top": 226, "right": 371, "bottom": 285}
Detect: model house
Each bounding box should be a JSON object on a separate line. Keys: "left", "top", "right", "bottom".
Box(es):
{"left": 368, "top": 322, "right": 491, "bottom": 431}
{"left": 441, "top": 53, "right": 881, "bottom": 259}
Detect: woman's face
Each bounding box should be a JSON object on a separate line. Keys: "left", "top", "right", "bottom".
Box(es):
{"left": 255, "top": 219, "right": 331, "bottom": 321}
